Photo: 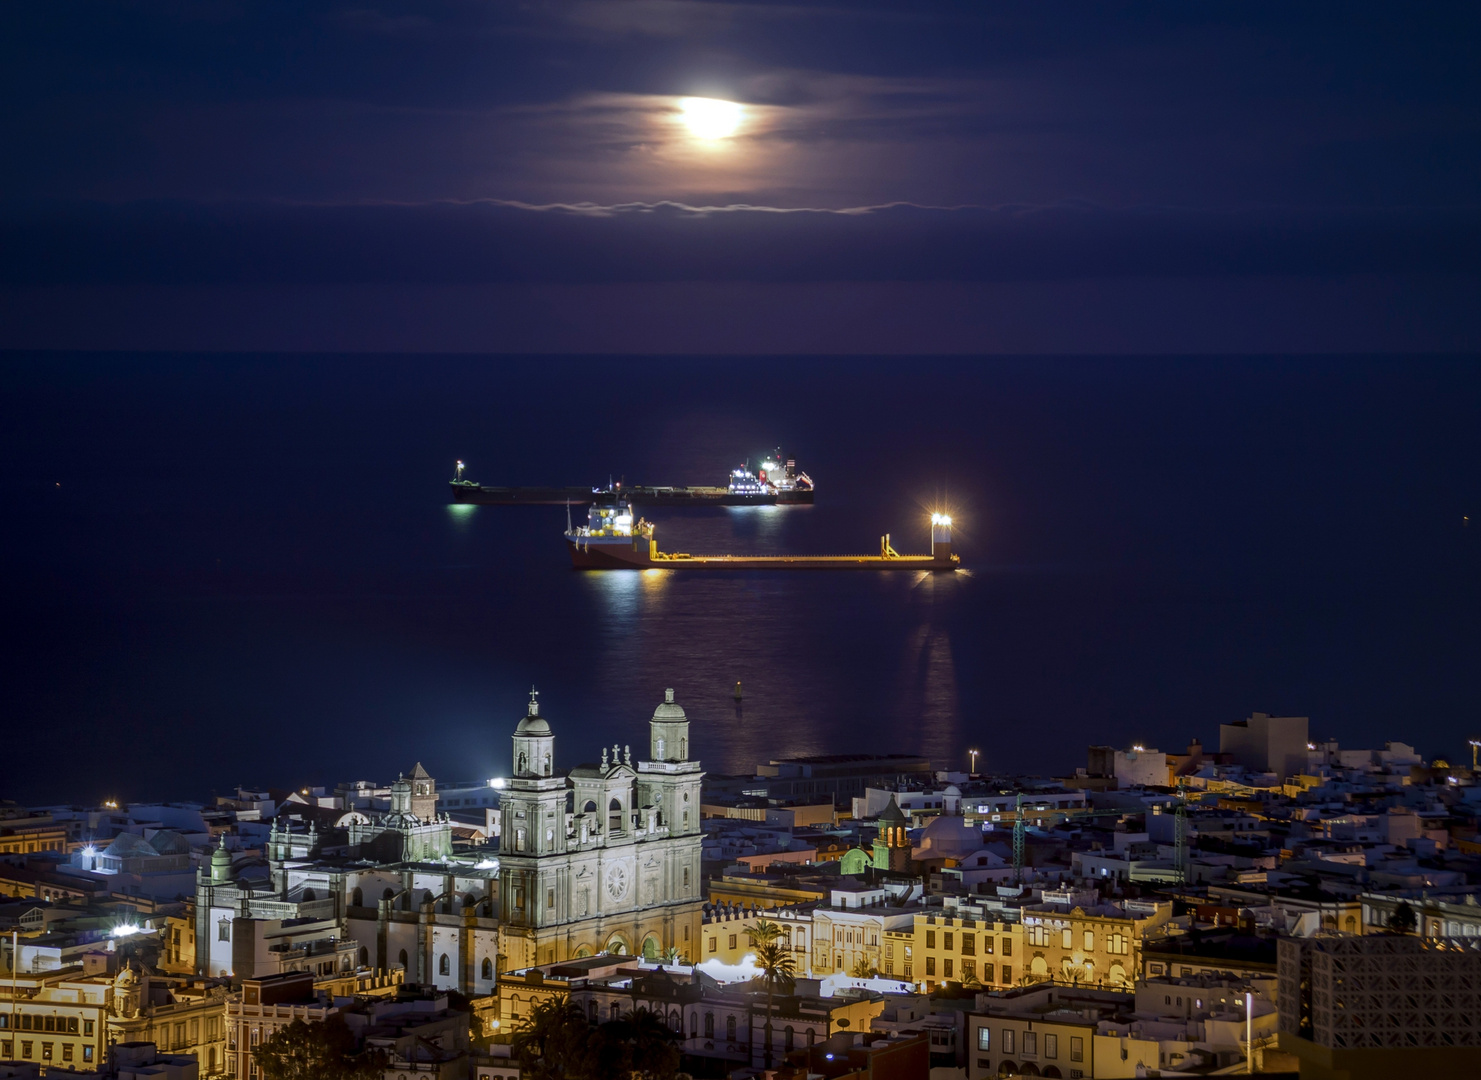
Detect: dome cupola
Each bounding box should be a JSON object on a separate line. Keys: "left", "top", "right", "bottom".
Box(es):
{"left": 649, "top": 687, "right": 690, "bottom": 762}
{"left": 512, "top": 687, "right": 555, "bottom": 779}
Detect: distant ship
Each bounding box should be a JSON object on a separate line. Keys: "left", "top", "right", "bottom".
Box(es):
{"left": 448, "top": 450, "right": 815, "bottom": 506}
{"left": 564, "top": 499, "right": 958, "bottom": 572}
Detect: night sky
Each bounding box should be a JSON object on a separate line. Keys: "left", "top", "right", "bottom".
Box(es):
{"left": 3, "top": 5, "right": 1481, "bottom": 805}
{"left": 2, "top": 2, "right": 1480, "bottom": 352}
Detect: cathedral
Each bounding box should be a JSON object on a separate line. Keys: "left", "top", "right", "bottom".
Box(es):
{"left": 497, "top": 688, "right": 705, "bottom": 970}
{"left": 196, "top": 687, "right": 705, "bottom": 989}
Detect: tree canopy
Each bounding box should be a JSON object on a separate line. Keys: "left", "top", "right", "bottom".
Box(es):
{"left": 253, "top": 1016, "right": 387, "bottom": 1080}
{"left": 514, "top": 999, "right": 681, "bottom": 1080}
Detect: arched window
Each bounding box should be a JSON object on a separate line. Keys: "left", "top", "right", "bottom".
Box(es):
{"left": 726, "top": 1016, "right": 736, "bottom": 1041}
{"left": 438, "top": 954, "right": 450, "bottom": 976}
{"left": 705, "top": 1012, "right": 714, "bottom": 1038}
{"left": 543, "top": 752, "right": 551, "bottom": 775}
{"left": 656, "top": 738, "right": 665, "bottom": 758}
{"left": 691, "top": 1013, "right": 699, "bottom": 1037}
{"left": 609, "top": 799, "right": 623, "bottom": 834}
{"left": 383, "top": 887, "right": 395, "bottom": 902}
{"left": 683, "top": 867, "right": 690, "bottom": 892}
{"left": 398, "top": 949, "right": 408, "bottom": 969}
{"left": 358, "top": 946, "right": 368, "bottom": 967}
{"left": 610, "top": 1003, "right": 620, "bottom": 1022}
{"left": 423, "top": 890, "right": 436, "bottom": 908}
{"left": 482, "top": 958, "right": 493, "bottom": 980}
{"left": 785, "top": 1026, "right": 795, "bottom": 1051}
{"left": 351, "top": 887, "right": 363, "bottom": 907}
{"left": 589, "top": 1001, "right": 599, "bottom": 1023}
{"left": 583, "top": 800, "right": 597, "bottom": 815}
{"left": 679, "top": 738, "right": 687, "bottom": 758}
{"left": 302, "top": 888, "right": 315, "bottom": 902}
{"left": 464, "top": 893, "right": 477, "bottom": 911}
{"left": 518, "top": 752, "right": 528, "bottom": 773}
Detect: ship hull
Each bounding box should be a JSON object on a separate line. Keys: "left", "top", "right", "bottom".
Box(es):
{"left": 452, "top": 483, "right": 811, "bottom": 507}
{"left": 566, "top": 539, "right": 956, "bottom": 572}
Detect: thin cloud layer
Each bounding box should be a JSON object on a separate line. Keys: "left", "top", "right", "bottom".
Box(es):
{"left": 4, "top": 200, "right": 1477, "bottom": 286}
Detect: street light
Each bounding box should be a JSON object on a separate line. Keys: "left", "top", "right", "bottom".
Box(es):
{"left": 968, "top": 749, "right": 979, "bottom": 774}
{"left": 1469, "top": 739, "right": 1480, "bottom": 771}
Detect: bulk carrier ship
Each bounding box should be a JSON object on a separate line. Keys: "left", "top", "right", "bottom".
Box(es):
{"left": 564, "top": 500, "right": 959, "bottom": 572}
{"left": 448, "top": 452, "right": 814, "bottom": 507}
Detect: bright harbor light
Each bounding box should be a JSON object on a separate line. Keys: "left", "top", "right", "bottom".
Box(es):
{"left": 930, "top": 513, "right": 952, "bottom": 526}
{"left": 678, "top": 97, "right": 745, "bottom": 140}
{"left": 110, "top": 924, "right": 142, "bottom": 938}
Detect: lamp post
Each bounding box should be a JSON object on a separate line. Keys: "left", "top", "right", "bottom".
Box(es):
{"left": 1469, "top": 739, "right": 1480, "bottom": 772}
{"left": 968, "top": 749, "right": 979, "bottom": 775}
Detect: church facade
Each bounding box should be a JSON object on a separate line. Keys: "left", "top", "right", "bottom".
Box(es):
{"left": 497, "top": 688, "right": 705, "bottom": 970}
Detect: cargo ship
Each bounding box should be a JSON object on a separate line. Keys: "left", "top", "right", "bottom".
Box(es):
{"left": 565, "top": 500, "right": 959, "bottom": 572}
{"left": 448, "top": 452, "right": 814, "bottom": 506}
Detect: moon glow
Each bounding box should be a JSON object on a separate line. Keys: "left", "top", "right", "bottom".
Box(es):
{"left": 678, "top": 97, "right": 745, "bottom": 140}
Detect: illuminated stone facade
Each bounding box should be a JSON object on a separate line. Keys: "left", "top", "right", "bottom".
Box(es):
{"left": 497, "top": 689, "right": 704, "bottom": 970}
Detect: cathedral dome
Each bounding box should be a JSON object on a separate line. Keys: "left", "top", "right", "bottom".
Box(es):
{"left": 651, "top": 688, "right": 686, "bottom": 721}
{"left": 516, "top": 713, "right": 552, "bottom": 735}
{"left": 516, "top": 687, "right": 552, "bottom": 734}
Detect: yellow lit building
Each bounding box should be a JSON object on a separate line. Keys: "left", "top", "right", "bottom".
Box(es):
{"left": 1020, "top": 898, "right": 1172, "bottom": 988}
{"left": 914, "top": 912, "right": 1022, "bottom": 992}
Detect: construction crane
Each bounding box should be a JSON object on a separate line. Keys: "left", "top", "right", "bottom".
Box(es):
{"left": 1004, "top": 794, "right": 1147, "bottom": 882}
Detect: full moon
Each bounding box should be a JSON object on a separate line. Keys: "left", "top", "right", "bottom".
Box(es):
{"left": 678, "top": 97, "right": 745, "bottom": 140}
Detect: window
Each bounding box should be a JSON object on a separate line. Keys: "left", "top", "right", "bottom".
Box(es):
{"left": 1023, "top": 1031, "right": 1036, "bottom": 1056}
{"left": 885, "top": 944, "right": 894, "bottom": 959}
{"left": 547, "top": 888, "right": 556, "bottom": 909}
{"left": 983, "top": 963, "right": 994, "bottom": 983}
{"left": 708, "top": 938, "right": 716, "bottom": 954}
{"left": 705, "top": 1013, "right": 714, "bottom": 1038}
{"left": 219, "top": 918, "right": 231, "bottom": 942}
{"left": 926, "top": 957, "right": 936, "bottom": 976}
{"left": 1045, "top": 1033, "right": 1058, "bottom": 1059}
{"left": 729, "top": 934, "right": 737, "bottom": 950}
{"left": 944, "top": 959, "right": 953, "bottom": 978}
{"left": 926, "top": 930, "right": 936, "bottom": 948}
{"left": 984, "top": 936, "right": 994, "bottom": 954}
{"left": 1071, "top": 1036, "right": 1083, "bottom": 1062}
{"left": 978, "top": 1028, "right": 991, "bottom": 1051}
{"left": 683, "top": 868, "right": 690, "bottom": 892}
{"left": 1002, "top": 938, "right": 1012, "bottom": 957}
{"left": 482, "top": 958, "right": 493, "bottom": 980}
{"left": 727, "top": 1016, "right": 736, "bottom": 1041}
{"left": 962, "top": 934, "right": 975, "bottom": 955}
{"left": 398, "top": 949, "right": 409, "bottom": 969}
{"left": 1001, "top": 965, "right": 1012, "bottom": 984}
{"left": 962, "top": 960, "right": 975, "bottom": 981}
{"left": 1002, "top": 1030, "right": 1014, "bottom": 1054}
{"left": 514, "top": 828, "right": 527, "bottom": 852}
{"left": 1084, "top": 930, "right": 1095, "bottom": 951}
{"left": 1062, "top": 928, "right": 1073, "bottom": 949}
{"left": 83, "top": 1046, "right": 94, "bottom": 1063}
{"left": 904, "top": 965, "right": 912, "bottom": 979}
{"left": 785, "top": 1026, "right": 795, "bottom": 1051}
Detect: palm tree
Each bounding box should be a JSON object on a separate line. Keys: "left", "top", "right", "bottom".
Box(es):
{"left": 1388, "top": 901, "right": 1418, "bottom": 935}
{"left": 746, "top": 919, "right": 796, "bottom": 1068}
{"left": 850, "top": 956, "right": 878, "bottom": 979}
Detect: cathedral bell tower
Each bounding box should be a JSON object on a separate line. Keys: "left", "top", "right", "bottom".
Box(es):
{"left": 513, "top": 689, "right": 554, "bottom": 779}
{"left": 500, "top": 688, "right": 570, "bottom": 935}
{"left": 649, "top": 687, "right": 689, "bottom": 762}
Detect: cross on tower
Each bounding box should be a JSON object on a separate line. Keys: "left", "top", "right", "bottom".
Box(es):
{"left": 528, "top": 686, "right": 540, "bottom": 716}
